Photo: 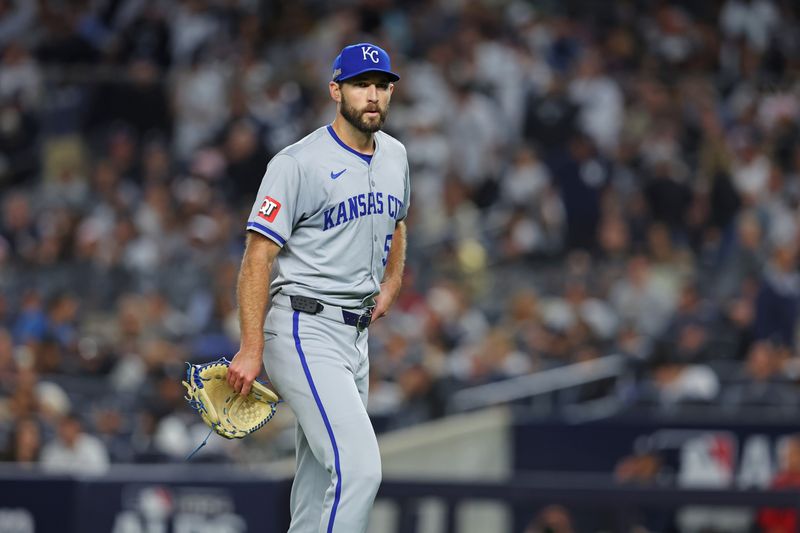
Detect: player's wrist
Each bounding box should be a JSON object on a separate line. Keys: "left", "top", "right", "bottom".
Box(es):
{"left": 380, "top": 279, "right": 401, "bottom": 300}
{"left": 381, "top": 276, "right": 401, "bottom": 290}
{"left": 239, "top": 340, "right": 264, "bottom": 355}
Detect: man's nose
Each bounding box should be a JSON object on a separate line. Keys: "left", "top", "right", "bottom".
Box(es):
{"left": 366, "top": 84, "right": 378, "bottom": 101}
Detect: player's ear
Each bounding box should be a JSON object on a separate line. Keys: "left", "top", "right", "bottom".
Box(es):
{"left": 329, "top": 81, "right": 341, "bottom": 103}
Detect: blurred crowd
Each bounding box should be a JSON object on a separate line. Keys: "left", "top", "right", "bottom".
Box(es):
{"left": 0, "top": 0, "right": 799, "bottom": 470}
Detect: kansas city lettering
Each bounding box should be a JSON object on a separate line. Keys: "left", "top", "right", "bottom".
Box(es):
{"left": 323, "top": 192, "right": 404, "bottom": 230}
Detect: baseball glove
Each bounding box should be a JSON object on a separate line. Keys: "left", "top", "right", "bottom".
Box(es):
{"left": 182, "top": 357, "right": 281, "bottom": 440}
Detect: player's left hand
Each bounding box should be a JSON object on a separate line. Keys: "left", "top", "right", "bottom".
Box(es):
{"left": 371, "top": 295, "right": 389, "bottom": 323}
{"left": 371, "top": 281, "right": 399, "bottom": 323}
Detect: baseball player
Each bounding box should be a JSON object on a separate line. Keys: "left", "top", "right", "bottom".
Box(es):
{"left": 227, "top": 42, "right": 409, "bottom": 533}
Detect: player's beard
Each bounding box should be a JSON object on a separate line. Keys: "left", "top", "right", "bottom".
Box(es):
{"left": 340, "top": 93, "right": 389, "bottom": 134}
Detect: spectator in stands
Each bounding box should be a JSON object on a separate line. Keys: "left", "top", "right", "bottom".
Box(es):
{"left": 502, "top": 289, "right": 547, "bottom": 357}
{"left": 0, "top": 327, "right": 15, "bottom": 390}
{"left": 87, "top": 58, "right": 172, "bottom": 144}
{"left": 638, "top": 344, "right": 720, "bottom": 411}
{"left": 496, "top": 146, "right": 564, "bottom": 259}
{"left": 615, "top": 451, "right": 664, "bottom": 486}
{"left": 35, "top": 380, "right": 71, "bottom": 425}
{"left": 1, "top": 192, "right": 37, "bottom": 262}
{"left": 0, "top": 416, "right": 42, "bottom": 466}
{"left": 713, "top": 210, "right": 764, "bottom": 303}
{"left": 661, "top": 281, "right": 716, "bottom": 363}
{"left": 0, "top": 42, "right": 42, "bottom": 108}
{"left": 523, "top": 75, "right": 579, "bottom": 162}
{"left": 114, "top": 3, "right": 172, "bottom": 70}
{"left": 425, "top": 281, "right": 489, "bottom": 352}
{"left": 394, "top": 362, "right": 437, "bottom": 427}
{"left": 0, "top": 1, "right": 37, "bottom": 47}
{"left": 721, "top": 341, "right": 798, "bottom": 414}
{"left": 568, "top": 48, "right": 623, "bottom": 153}
{"left": 144, "top": 368, "right": 212, "bottom": 461}
{"left": 644, "top": 160, "right": 694, "bottom": 238}
{"left": 729, "top": 132, "right": 772, "bottom": 206}
{"left": 720, "top": 277, "right": 759, "bottom": 361}
{"left": 448, "top": 327, "right": 534, "bottom": 386}
{"left": 646, "top": 223, "right": 693, "bottom": 297}
{"left": 525, "top": 504, "right": 575, "bottom": 533}
{"left": 40, "top": 412, "right": 109, "bottom": 474}
{"left": 610, "top": 255, "right": 675, "bottom": 338}
{"left": 720, "top": 0, "right": 780, "bottom": 53}
{"left": 43, "top": 292, "right": 79, "bottom": 355}
{"left": 0, "top": 0, "right": 799, "bottom": 467}
{"left": 93, "top": 406, "right": 134, "bottom": 463}
{"left": 129, "top": 409, "right": 167, "bottom": 463}
{"left": 172, "top": 47, "right": 231, "bottom": 159}
{"left": 219, "top": 118, "right": 271, "bottom": 202}
{"left": 754, "top": 241, "right": 800, "bottom": 349}
{"left": 614, "top": 451, "right": 674, "bottom": 532}
{"left": 548, "top": 133, "right": 610, "bottom": 251}
{"left": 0, "top": 94, "right": 40, "bottom": 188}
{"left": 1, "top": 365, "right": 39, "bottom": 423}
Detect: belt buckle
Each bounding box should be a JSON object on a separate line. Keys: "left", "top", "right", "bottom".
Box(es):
{"left": 356, "top": 309, "right": 373, "bottom": 331}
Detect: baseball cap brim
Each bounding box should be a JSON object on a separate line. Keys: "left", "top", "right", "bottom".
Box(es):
{"left": 335, "top": 66, "right": 400, "bottom": 83}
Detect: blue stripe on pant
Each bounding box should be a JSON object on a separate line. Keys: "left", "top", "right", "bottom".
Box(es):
{"left": 293, "top": 310, "right": 342, "bottom": 533}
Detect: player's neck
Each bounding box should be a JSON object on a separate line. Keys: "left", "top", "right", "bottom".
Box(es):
{"left": 331, "top": 117, "right": 375, "bottom": 155}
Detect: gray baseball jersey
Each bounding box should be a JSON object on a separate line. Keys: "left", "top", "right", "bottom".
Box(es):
{"left": 246, "top": 125, "right": 410, "bottom": 308}
{"left": 245, "top": 124, "right": 410, "bottom": 532}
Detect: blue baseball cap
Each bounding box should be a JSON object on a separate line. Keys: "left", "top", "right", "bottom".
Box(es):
{"left": 332, "top": 43, "right": 400, "bottom": 83}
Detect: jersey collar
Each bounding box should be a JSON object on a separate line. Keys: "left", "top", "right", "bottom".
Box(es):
{"left": 326, "top": 125, "right": 375, "bottom": 165}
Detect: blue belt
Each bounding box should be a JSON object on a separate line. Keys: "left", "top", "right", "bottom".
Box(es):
{"left": 341, "top": 308, "right": 373, "bottom": 330}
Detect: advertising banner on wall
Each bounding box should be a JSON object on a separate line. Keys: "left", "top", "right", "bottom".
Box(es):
{"left": 0, "top": 475, "right": 75, "bottom": 533}
{"left": 514, "top": 418, "right": 800, "bottom": 489}
{"left": 0, "top": 470, "right": 291, "bottom": 533}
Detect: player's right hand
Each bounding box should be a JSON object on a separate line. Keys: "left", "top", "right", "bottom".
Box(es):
{"left": 228, "top": 348, "right": 264, "bottom": 397}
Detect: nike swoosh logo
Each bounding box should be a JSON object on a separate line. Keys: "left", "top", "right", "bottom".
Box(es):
{"left": 330, "top": 169, "right": 347, "bottom": 180}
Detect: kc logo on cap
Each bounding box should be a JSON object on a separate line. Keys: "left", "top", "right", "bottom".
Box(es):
{"left": 361, "top": 46, "right": 380, "bottom": 63}
{"left": 332, "top": 42, "right": 400, "bottom": 83}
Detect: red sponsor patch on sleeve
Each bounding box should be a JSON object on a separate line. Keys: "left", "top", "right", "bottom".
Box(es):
{"left": 257, "top": 196, "right": 281, "bottom": 223}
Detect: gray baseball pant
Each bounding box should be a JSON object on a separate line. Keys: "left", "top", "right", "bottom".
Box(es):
{"left": 263, "top": 302, "right": 380, "bottom": 533}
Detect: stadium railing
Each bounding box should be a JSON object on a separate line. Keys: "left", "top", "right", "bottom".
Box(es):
{"left": 447, "top": 354, "right": 626, "bottom": 413}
